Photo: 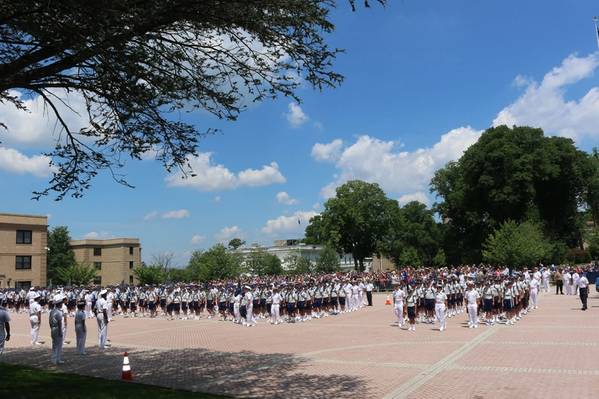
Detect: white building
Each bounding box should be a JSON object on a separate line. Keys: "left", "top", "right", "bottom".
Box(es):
{"left": 235, "top": 239, "right": 371, "bottom": 272}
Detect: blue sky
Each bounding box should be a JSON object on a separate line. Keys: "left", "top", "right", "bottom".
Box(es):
{"left": 1, "top": 0, "right": 599, "bottom": 265}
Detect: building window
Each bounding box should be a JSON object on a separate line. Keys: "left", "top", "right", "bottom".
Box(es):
{"left": 93, "top": 247, "right": 102, "bottom": 256}
{"left": 93, "top": 276, "right": 102, "bottom": 285}
{"left": 16, "top": 230, "right": 32, "bottom": 244}
{"left": 94, "top": 262, "right": 102, "bottom": 270}
{"left": 129, "top": 261, "right": 134, "bottom": 269}
{"left": 15, "top": 256, "right": 32, "bottom": 270}
{"left": 129, "top": 246, "right": 134, "bottom": 255}
{"left": 129, "top": 275, "right": 134, "bottom": 284}
{"left": 15, "top": 281, "right": 31, "bottom": 290}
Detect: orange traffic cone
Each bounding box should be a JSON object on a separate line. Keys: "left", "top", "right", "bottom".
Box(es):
{"left": 121, "top": 352, "right": 132, "bottom": 381}
{"left": 385, "top": 295, "right": 391, "bottom": 305}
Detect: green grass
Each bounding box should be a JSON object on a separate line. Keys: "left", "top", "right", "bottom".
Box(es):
{"left": 0, "top": 362, "right": 226, "bottom": 399}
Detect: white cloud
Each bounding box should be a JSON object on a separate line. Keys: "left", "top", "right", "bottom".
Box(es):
{"left": 276, "top": 191, "right": 298, "bottom": 205}
{"left": 319, "top": 127, "right": 481, "bottom": 200}
{"left": 165, "top": 152, "right": 285, "bottom": 191}
{"left": 83, "top": 231, "right": 114, "bottom": 239}
{"left": 311, "top": 139, "right": 344, "bottom": 162}
{"left": 213, "top": 195, "right": 222, "bottom": 203}
{"left": 0, "top": 146, "right": 54, "bottom": 177}
{"left": 162, "top": 209, "right": 190, "bottom": 219}
{"left": 215, "top": 225, "right": 242, "bottom": 242}
{"left": 286, "top": 102, "right": 309, "bottom": 127}
{"left": 0, "top": 89, "right": 89, "bottom": 148}
{"left": 261, "top": 210, "right": 319, "bottom": 235}
{"left": 398, "top": 191, "right": 430, "bottom": 206}
{"left": 191, "top": 234, "right": 206, "bottom": 245}
{"left": 143, "top": 211, "right": 159, "bottom": 221}
{"left": 494, "top": 52, "right": 599, "bottom": 141}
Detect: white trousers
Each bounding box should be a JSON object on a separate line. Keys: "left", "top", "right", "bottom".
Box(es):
{"left": 271, "top": 304, "right": 281, "bottom": 323}
{"left": 394, "top": 303, "right": 404, "bottom": 327}
{"left": 246, "top": 305, "right": 255, "bottom": 324}
{"left": 435, "top": 303, "right": 446, "bottom": 330}
{"left": 233, "top": 303, "right": 241, "bottom": 323}
{"left": 467, "top": 304, "right": 477, "bottom": 326}
{"left": 564, "top": 283, "right": 572, "bottom": 295}
{"left": 541, "top": 280, "right": 549, "bottom": 292}
{"left": 75, "top": 326, "right": 86, "bottom": 354}
{"left": 97, "top": 317, "right": 108, "bottom": 349}
{"left": 30, "top": 316, "right": 40, "bottom": 344}
{"left": 51, "top": 329, "right": 63, "bottom": 364}
{"left": 530, "top": 288, "right": 538, "bottom": 308}
{"left": 85, "top": 303, "right": 93, "bottom": 318}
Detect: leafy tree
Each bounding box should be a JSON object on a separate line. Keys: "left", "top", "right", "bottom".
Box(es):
{"left": 166, "top": 268, "right": 192, "bottom": 283}
{"left": 47, "top": 226, "right": 76, "bottom": 285}
{"left": 315, "top": 246, "right": 340, "bottom": 273}
{"left": 55, "top": 262, "right": 97, "bottom": 286}
{"left": 482, "top": 220, "right": 551, "bottom": 268}
{"left": 246, "top": 249, "right": 283, "bottom": 276}
{"left": 133, "top": 265, "right": 166, "bottom": 285}
{"left": 432, "top": 249, "right": 446, "bottom": 267}
{"left": 398, "top": 247, "right": 422, "bottom": 267}
{"left": 586, "top": 148, "right": 599, "bottom": 227}
{"left": 0, "top": 0, "right": 383, "bottom": 199}
{"left": 432, "top": 125, "right": 594, "bottom": 263}
{"left": 305, "top": 180, "right": 395, "bottom": 271}
{"left": 228, "top": 238, "right": 246, "bottom": 250}
{"left": 285, "top": 254, "right": 314, "bottom": 275}
{"left": 187, "top": 244, "right": 242, "bottom": 281}
{"left": 587, "top": 229, "right": 599, "bottom": 260}
{"left": 379, "top": 201, "right": 443, "bottom": 267}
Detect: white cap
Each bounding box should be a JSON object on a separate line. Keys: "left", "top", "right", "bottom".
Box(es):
{"left": 99, "top": 289, "right": 108, "bottom": 295}
{"left": 32, "top": 292, "right": 40, "bottom": 299}
{"left": 54, "top": 294, "right": 64, "bottom": 304}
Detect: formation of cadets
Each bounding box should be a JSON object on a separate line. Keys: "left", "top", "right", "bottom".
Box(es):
{"left": 390, "top": 266, "right": 551, "bottom": 332}
{"left": 0, "top": 265, "right": 593, "bottom": 362}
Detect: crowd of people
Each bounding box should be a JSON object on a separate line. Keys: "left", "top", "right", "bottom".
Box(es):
{"left": 0, "top": 264, "right": 594, "bottom": 364}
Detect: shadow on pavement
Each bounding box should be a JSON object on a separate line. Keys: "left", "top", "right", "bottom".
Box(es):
{"left": 1, "top": 345, "right": 368, "bottom": 398}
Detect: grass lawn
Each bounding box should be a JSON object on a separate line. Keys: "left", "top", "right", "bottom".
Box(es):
{"left": 0, "top": 362, "right": 227, "bottom": 399}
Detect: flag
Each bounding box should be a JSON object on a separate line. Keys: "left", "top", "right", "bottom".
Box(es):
{"left": 298, "top": 218, "right": 301, "bottom": 224}
{"left": 594, "top": 17, "right": 599, "bottom": 50}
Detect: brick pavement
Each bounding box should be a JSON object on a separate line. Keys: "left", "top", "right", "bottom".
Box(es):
{"left": 2, "top": 290, "right": 599, "bottom": 398}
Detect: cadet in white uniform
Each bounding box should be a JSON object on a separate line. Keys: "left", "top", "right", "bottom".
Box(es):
{"left": 465, "top": 282, "right": 480, "bottom": 328}
{"left": 49, "top": 295, "right": 64, "bottom": 364}
{"left": 75, "top": 301, "right": 87, "bottom": 355}
{"left": 29, "top": 293, "right": 42, "bottom": 345}
{"left": 392, "top": 283, "right": 406, "bottom": 328}
{"left": 271, "top": 287, "right": 282, "bottom": 325}
{"left": 0, "top": 304, "right": 10, "bottom": 355}
{"left": 96, "top": 289, "right": 110, "bottom": 349}
{"left": 435, "top": 284, "right": 448, "bottom": 332}
{"left": 529, "top": 277, "right": 539, "bottom": 310}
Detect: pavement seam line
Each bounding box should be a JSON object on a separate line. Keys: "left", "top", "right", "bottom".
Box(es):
{"left": 383, "top": 327, "right": 497, "bottom": 399}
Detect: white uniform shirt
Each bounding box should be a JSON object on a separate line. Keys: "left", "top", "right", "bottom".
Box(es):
{"left": 529, "top": 278, "right": 539, "bottom": 290}
{"left": 578, "top": 276, "right": 589, "bottom": 289}
{"left": 466, "top": 289, "right": 479, "bottom": 305}
{"left": 272, "top": 293, "right": 281, "bottom": 305}
{"left": 29, "top": 301, "right": 42, "bottom": 316}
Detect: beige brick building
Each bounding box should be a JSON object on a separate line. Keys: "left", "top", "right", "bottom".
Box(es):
{"left": 0, "top": 213, "right": 48, "bottom": 289}
{"left": 70, "top": 238, "right": 141, "bottom": 286}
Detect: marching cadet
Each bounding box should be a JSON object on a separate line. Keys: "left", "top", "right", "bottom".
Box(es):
{"left": 503, "top": 280, "right": 515, "bottom": 325}
{"left": 435, "top": 282, "right": 448, "bottom": 332}
{"left": 578, "top": 272, "right": 589, "bottom": 311}
{"left": 271, "top": 287, "right": 282, "bottom": 325}
{"left": 482, "top": 280, "right": 495, "bottom": 325}
{"left": 406, "top": 286, "right": 417, "bottom": 331}
{"left": 49, "top": 294, "right": 64, "bottom": 364}
{"left": 245, "top": 286, "right": 256, "bottom": 326}
{"left": 96, "top": 289, "right": 110, "bottom": 350}
{"left": 541, "top": 268, "right": 550, "bottom": 293}
{"left": 529, "top": 275, "right": 539, "bottom": 310}
{"left": 0, "top": 303, "right": 10, "bottom": 355}
{"left": 563, "top": 269, "right": 572, "bottom": 295}
{"left": 75, "top": 301, "right": 87, "bottom": 355}
{"left": 424, "top": 281, "right": 436, "bottom": 324}
{"left": 29, "top": 292, "right": 42, "bottom": 345}
{"left": 61, "top": 295, "right": 69, "bottom": 345}
{"left": 465, "top": 281, "right": 480, "bottom": 328}
{"left": 392, "top": 282, "right": 406, "bottom": 328}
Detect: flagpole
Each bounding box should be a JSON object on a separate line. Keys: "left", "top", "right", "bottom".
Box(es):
{"left": 594, "top": 16, "right": 599, "bottom": 50}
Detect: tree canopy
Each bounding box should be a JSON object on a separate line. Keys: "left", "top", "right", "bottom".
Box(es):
{"left": 0, "top": 0, "right": 383, "bottom": 199}
{"left": 55, "top": 262, "right": 98, "bottom": 286}
{"left": 431, "top": 125, "right": 595, "bottom": 264}
{"left": 187, "top": 244, "right": 242, "bottom": 281}
{"left": 305, "top": 180, "right": 395, "bottom": 270}
{"left": 246, "top": 249, "right": 283, "bottom": 276}
{"left": 47, "top": 225, "right": 76, "bottom": 284}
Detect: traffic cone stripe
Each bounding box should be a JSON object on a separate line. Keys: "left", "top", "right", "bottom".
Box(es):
{"left": 121, "top": 352, "right": 133, "bottom": 381}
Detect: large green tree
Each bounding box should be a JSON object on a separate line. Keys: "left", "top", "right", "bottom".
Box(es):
{"left": 246, "top": 249, "right": 283, "bottom": 276}
{"left": 47, "top": 226, "right": 76, "bottom": 284}
{"left": 133, "top": 264, "right": 166, "bottom": 285}
{"left": 55, "top": 262, "right": 97, "bottom": 286}
{"left": 0, "top": 0, "right": 383, "bottom": 199}
{"left": 315, "top": 246, "right": 340, "bottom": 273}
{"left": 379, "top": 201, "right": 443, "bottom": 267}
{"left": 305, "top": 180, "right": 395, "bottom": 271}
{"left": 187, "top": 244, "right": 242, "bottom": 281}
{"left": 482, "top": 220, "right": 551, "bottom": 268}
{"left": 431, "top": 125, "right": 594, "bottom": 263}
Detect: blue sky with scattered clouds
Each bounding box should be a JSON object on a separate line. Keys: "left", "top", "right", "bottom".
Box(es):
{"left": 2, "top": 0, "right": 599, "bottom": 265}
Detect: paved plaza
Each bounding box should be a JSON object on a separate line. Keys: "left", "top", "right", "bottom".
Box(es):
{"left": 2, "top": 290, "right": 599, "bottom": 398}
